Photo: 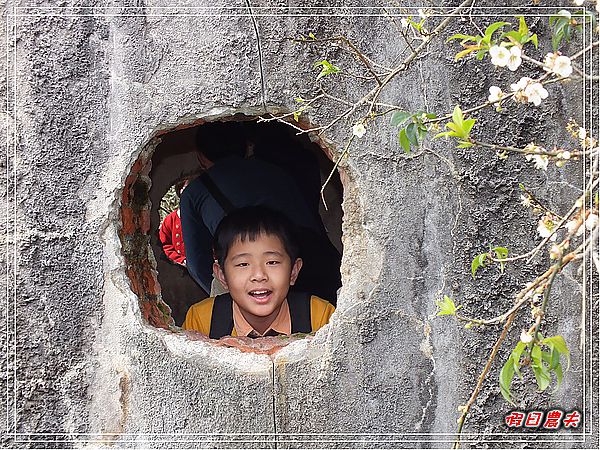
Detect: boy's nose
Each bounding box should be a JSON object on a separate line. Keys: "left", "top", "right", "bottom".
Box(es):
{"left": 250, "top": 267, "right": 268, "bottom": 282}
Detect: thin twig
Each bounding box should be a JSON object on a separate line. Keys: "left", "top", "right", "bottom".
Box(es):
{"left": 453, "top": 311, "right": 517, "bottom": 449}
{"left": 320, "top": 135, "right": 355, "bottom": 209}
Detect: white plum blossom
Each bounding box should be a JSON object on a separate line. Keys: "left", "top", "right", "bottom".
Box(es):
{"left": 418, "top": 8, "right": 427, "bottom": 20}
{"left": 544, "top": 52, "right": 573, "bottom": 77}
{"left": 565, "top": 218, "right": 584, "bottom": 236}
{"left": 401, "top": 17, "right": 410, "bottom": 28}
{"left": 524, "top": 82, "right": 549, "bottom": 106}
{"left": 555, "top": 150, "right": 572, "bottom": 167}
{"left": 565, "top": 219, "right": 577, "bottom": 234}
{"left": 578, "top": 127, "right": 587, "bottom": 140}
{"left": 537, "top": 214, "right": 558, "bottom": 240}
{"left": 489, "top": 45, "right": 522, "bottom": 71}
{"left": 585, "top": 213, "right": 599, "bottom": 231}
{"left": 489, "top": 45, "right": 510, "bottom": 67}
{"left": 488, "top": 86, "right": 504, "bottom": 105}
{"left": 520, "top": 330, "right": 534, "bottom": 344}
{"left": 573, "top": 0, "right": 584, "bottom": 5}
{"left": 506, "top": 46, "right": 522, "bottom": 71}
{"left": 511, "top": 76, "right": 531, "bottom": 92}
{"left": 524, "top": 143, "right": 549, "bottom": 170}
{"left": 549, "top": 244, "right": 562, "bottom": 260}
{"left": 528, "top": 154, "right": 549, "bottom": 170}
{"left": 520, "top": 194, "right": 532, "bottom": 208}
{"left": 511, "top": 77, "right": 549, "bottom": 106}
{"left": 352, "top": 122, "right": 366, "bottom": 138}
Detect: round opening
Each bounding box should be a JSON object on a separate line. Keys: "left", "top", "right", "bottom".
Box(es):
{"left": 119, "top": 116, "right": 344, "bottom": 338}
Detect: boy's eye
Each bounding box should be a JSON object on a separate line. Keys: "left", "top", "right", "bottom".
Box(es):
{"left": 266, "top": 260, "right": 280, "bottom": 265}
{"left": 235, "top": 262, "right": 249, "bottom": 267}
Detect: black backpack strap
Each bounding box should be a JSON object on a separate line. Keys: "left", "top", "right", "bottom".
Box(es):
{"left": 209, "top": 293, "right": 234, "bottom": 339}
{"left": 200, "top": 172, "right": 235, "bottom": 214}
{"left": 288, "top": 291, "right": 312, "bottom": 333}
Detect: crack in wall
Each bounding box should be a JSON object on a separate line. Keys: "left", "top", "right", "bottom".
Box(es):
{"left": 271, "top": 360, "right": 278, "bottom": 449}
{"left": 245, "top": 0, "right": 267, "bottom": 111}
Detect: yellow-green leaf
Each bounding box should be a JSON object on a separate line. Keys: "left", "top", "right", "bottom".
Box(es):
{"left": 435, "top": 295, "right": 459, "bottom": 316}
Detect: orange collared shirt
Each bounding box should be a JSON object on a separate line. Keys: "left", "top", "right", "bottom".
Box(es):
{"left": 232, "top": 299, "right": 291, "bottom": 337}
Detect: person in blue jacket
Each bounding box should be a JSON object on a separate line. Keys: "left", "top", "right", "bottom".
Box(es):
{"left": 179, "top": 121, "right": 341, "bottom": 304}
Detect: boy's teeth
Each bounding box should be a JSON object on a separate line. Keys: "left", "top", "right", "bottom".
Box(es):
{"left": 250, "top": 290, "right": 269, "bottom": 295}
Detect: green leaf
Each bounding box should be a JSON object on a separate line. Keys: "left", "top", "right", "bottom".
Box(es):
{"left": 483, "top": 21, "right": 510, "bottom": 43}
{"left": 399, "top": 128, "right": 410, "bottom": 153}
{"left": 529, "top": 34, "right": 538, "bottom": 48}
{"left": 391, "top": 111, "right": 412, "bottom": 127}
{"left": 500, "top": 356, "right": 516, "bottom": 405}
{"left": 424, "top": 112, "right": 437, "bottom": 119}
{"left": 434, "top": 131, "right": 454, "bottom": 139}
{"left": 550, "top": 347, "right": 560, "bottom": 370}
{"left": 457, "top": 141, "right": 474, "bottom": 148}
{"left": 451, "top": 105, "right": 464, "bottom": 128}
{"left": 532, "top": 364, "right": 551, "bottom": 391}
{"left": 447, "top": 33, "right": 477, "bottom": 42}
{"left": 308, "top": 32, "right": 316, "bottom": 40}
{"left": 314, "top": 59, "right": 340, "bottom": 80}
{"left": 463, "top": 118, "right": 476, "bottom": 134}
{"left": 501, "top": 30, "right": 522, "bottom": 42}
{"left": 475, "top": 49, "right": 487, "bottom": 60}
{"left": 554, "top": 362, "right": 563, "bottom": 391}
{"left": 471, "top": 253, "right": 488, "bottom": 278}
{"left": 454, "top": 47, "right": 479, "bottom": 60}
{"left": 406, "top": 123, "right": 418, "bottom": 145}
{"left": 435, "top": 295, "right": 459, "bottom": 316}
{"left": 512, "top": 341, "right": 526, "bottom": 379}
{"left": 531, "top": 345, "right": 551, "bottom": 391}
{"left": 417, "top": 125, "right": 428, "bottom": 141}
{"left": 517, "top": 16, "right": 528, "bottom": 36}
{"left": 293, "top": 110, "right": 301, "bottom": 122}
{"left": 492, "top": 246, "right": 509, "bottom": 273}
{"left": 542, "top": 336, "right": 570, "bottom": 370}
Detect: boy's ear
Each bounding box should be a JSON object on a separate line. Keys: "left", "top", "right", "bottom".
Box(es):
{"left": 213, "top": 262, "right": 229, "bottom": 290}
{"left": 289, "top": 258, "right": 303, "bottom": 286}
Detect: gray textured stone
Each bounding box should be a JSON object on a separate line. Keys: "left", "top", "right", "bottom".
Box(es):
{"left": 1, "top": 0, "right": 596, "bottom": 448}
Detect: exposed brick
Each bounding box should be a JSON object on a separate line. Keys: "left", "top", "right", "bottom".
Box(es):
{"left": 121, "top": 207, "right": 136, "bottom": 235}
{"left": 143, "top": 269, "right": 161, "bottom": 296}
{"left": 125, "top": 268, "right": 142, "bottom": 295}
{"left": 140, "top": 209, "right": 151, "bottom": 234}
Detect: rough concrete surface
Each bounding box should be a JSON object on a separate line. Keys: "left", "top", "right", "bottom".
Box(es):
{"left": 1, "top": 0, "right": 597, "bottom": 448}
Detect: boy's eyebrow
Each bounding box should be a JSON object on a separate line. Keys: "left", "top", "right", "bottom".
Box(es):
{"left": 229, "top": 253, "right": 251, "bottom": 261}
{"left": 229, "top": 250, "right": 285, "bottom": 260}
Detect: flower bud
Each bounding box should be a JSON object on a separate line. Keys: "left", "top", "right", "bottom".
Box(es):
{"left": 520, "top": 330, "right": 533, "bottom": 343}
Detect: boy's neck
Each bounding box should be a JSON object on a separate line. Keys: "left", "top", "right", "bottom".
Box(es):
{"left": 240, "top": 301, "right": 286, "bottom": 335}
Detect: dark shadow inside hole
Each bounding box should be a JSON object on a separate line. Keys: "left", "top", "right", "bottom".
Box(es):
{"left": 149, "top": 118, "right": 344, "bottom": 326}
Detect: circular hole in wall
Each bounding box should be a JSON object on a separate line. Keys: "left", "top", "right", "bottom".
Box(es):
{"left": 119, "top": 116, "right": 344, "bottom": 335}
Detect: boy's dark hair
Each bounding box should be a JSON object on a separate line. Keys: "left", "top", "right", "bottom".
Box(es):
{"left": 196, "top": 121, "right": 246, "bottom": 162}
{"left": 212, "top": 206, "right": 300, "bottom": 268}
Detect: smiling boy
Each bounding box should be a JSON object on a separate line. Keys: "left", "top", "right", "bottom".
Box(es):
{"left": 182, "top": 206, "right": 336, "bottom": 338}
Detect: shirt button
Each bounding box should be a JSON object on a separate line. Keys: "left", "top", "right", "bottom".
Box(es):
{"left": 177, "top": 250, "right": 181, "bottom": 254}
{"left": 176, "top": 242, "right": 180, "bottom": 246}
{"left": 175, "top": 233, "right": 180, "bottom": 238}
{"left": 176, "top": 225, "right": 179, "bottom": 229}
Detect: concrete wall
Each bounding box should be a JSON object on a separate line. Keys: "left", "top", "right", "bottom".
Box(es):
{"left": 1, "top": 0, "right": 594, "bottom": 448}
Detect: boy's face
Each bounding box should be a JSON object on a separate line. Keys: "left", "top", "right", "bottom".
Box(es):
{"left": 214, "top": 233, "right": 302, "bottom": 331}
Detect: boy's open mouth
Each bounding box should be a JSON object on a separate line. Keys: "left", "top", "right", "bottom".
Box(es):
{"left": 248, "top": 289, "right": 273, "bottom": 302}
